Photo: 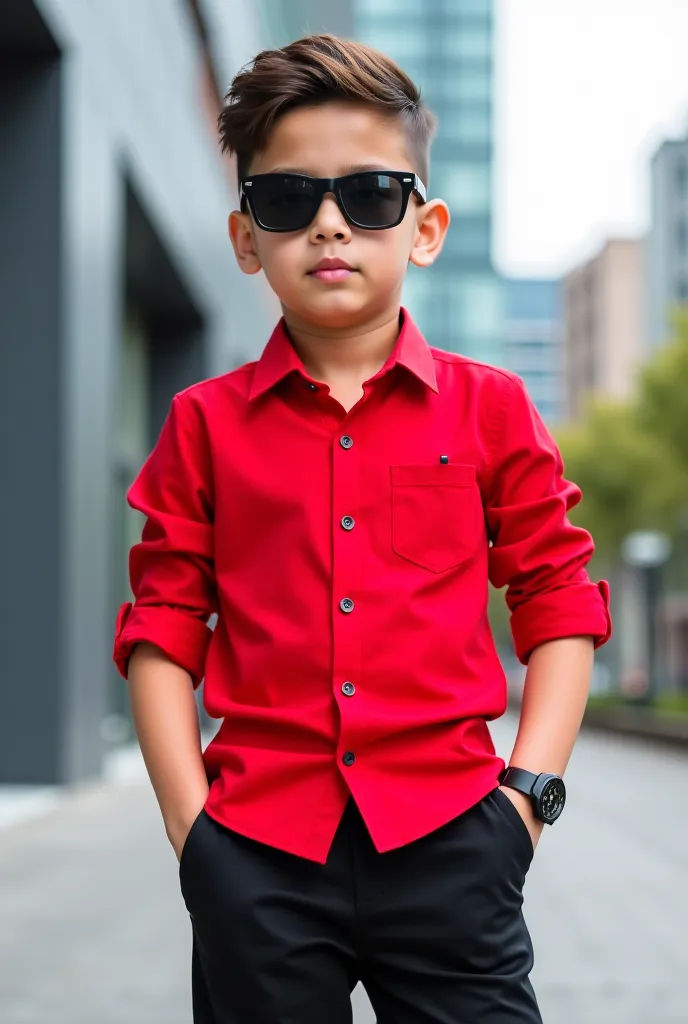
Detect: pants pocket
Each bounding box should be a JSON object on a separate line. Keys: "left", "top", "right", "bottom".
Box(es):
{"left": 179, "top": 808, "right": 208, "bottom": 891}
{"left": 490, "top": 788, "right": 535, "bottom": 868}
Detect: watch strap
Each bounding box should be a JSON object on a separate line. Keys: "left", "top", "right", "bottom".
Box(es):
{"left": 499, "top": 766, "right": 539, "bottom": 796}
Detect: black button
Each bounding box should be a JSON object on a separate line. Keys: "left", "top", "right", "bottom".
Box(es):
{"left": 341, "top": 516, "right": 355, "bottom": 531}
{"left": 340, "top": 435, "right": 354, "bottom": 449}
{"left": 342, "top": 751, "right": 356, "bottom": 766}
{"left": 341, "top": 681, "right": 356, "bottom": 697}
{"left": 308, "top": 383, "right": 317, "bottom": 391}
{"left": 339, "top": 598, "right": 354, "bottom": 614}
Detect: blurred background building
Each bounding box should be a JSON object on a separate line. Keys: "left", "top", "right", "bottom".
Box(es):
{"left": 265, "top": 0, "right": 504, "bottom": 366}
{"left": 562, "top": 238, "right": 644, "bottom": 421}
{"left": 3, "top": 0, "right": 688, "bottom": 792}
{"left": 502, "top": 278, "right": 563, "bottom": 424}
{"left": 3, "top": 5, "right": 688, "bottom": 1020}
{"left": 647, "top": 128, "right": 688, "bottom": 351}
{"left": 0, "top": 0, "right": 277, "bottom": 786}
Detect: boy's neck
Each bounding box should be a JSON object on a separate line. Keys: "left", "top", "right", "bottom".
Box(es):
{"left": 283, "top": 308, "right": 402, "bottom": 388}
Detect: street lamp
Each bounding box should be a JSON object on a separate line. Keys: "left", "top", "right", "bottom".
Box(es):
{"left": 621, "top": 530, "right": 672, "bottom": 704}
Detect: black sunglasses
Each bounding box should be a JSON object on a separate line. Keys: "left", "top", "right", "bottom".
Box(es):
{"left": 239, "top": 170, "right": 427, "bottom": 232}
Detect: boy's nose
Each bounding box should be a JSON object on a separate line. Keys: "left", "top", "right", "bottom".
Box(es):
{"left": 309, "top": 193, "right": 352, "bottom": 242}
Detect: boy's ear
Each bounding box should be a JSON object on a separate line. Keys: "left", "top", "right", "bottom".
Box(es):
{"left": 229, "top": 211, "right": 262, "bottom": 275}
{"left": 409, "top": 199, "right": 450, "bottom": 269}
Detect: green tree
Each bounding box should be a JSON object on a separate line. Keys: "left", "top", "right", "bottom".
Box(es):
{"left": 636, "top": 309, "right": 688, "bottom": 474}
{"left": 556, "top": 400, "right": 688, "bottom": 562}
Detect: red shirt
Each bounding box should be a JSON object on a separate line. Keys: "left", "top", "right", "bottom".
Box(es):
{"left": 114, "top": 310, "right": 611, "bottom": 863}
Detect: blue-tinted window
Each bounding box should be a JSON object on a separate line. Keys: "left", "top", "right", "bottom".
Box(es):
{"left": 440, "top": 64, "right": 492, "bottom": 101}
{"left": 355, "top": 0, "right": 422, "bottom": 14}
{"left": 434, "top": 163, "right": 490, "bottom": 213}
{"left": 445, "top": 26, "right": 492, "bottom": 59}
{"left": 442, "top": 216, "right": 491, "bottom": 260}
{"left": 505, "top": 279, "right": 561, "bottom": 320}
{"left": 449, "top": 273, "right": 503, "bottom": 340}
{"left": 440, "top": 103, "right": 491, "bottom": 144}
{"left": 362, "top": 23, "right": 426, "bottom": 59}
{"left": 455, "top": 0, "right": 492, "bottom": 14}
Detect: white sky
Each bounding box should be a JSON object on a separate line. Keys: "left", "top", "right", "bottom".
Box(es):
{"left": 494, "top": 0, "right": 688, "bottom": 279}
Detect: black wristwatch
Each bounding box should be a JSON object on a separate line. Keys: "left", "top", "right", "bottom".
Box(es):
{"left": 499, "top": 767, "right": 566, "bottom": 824}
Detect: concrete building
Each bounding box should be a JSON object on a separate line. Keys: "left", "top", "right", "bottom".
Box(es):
{"left": 0, "top": 0, "right": 276, "bottom": 786}
{"left": 503, "top": 279, "right": 563, "bottom": 424}
{"left": 562, "top": 239, "right": 644, "bottom": 421}
{"left": 647, "top": 131, "right": 688, "bottom": 351}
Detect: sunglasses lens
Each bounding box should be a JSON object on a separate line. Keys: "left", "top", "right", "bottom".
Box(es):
{"left": 340, "top": 173, "right": 404, "bottom": 227}
{"left": 250, "top": 175, "right": 318, "bottom": 231}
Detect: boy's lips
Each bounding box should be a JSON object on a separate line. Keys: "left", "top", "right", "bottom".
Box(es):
{"left": 308, "top": 257, "right": 356, "bottom": 282}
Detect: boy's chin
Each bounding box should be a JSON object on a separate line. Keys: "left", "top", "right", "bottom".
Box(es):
{"left": 285, "top": 293, "right": 389, "bottom": 330}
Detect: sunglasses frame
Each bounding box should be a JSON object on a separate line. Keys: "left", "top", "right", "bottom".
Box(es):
{"left": 239, "top": 170, "right": 427, "bottom": 232}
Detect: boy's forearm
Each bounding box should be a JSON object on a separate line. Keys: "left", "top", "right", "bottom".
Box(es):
{"left": 508, "top": 636, "right": 595, "bottom": 776}
{"left": 127, "top": 642, "right": 210, "bottom": 846}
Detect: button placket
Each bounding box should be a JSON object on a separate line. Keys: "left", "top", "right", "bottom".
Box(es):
{"left": 332, "top": 428, "right": 363, "bottom": 763}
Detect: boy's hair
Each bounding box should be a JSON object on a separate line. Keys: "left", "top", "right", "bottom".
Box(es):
{"left": 218, "top": 34, "right": 437, "bottom": 190}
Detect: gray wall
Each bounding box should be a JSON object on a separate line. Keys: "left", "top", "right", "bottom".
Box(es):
{"left": 0, "top": 0, "right": 275, "bottom": 785}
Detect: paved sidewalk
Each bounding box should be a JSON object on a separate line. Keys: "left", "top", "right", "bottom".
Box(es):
{"left": 1, "top": 716, "right": 686, "bottom": 1023}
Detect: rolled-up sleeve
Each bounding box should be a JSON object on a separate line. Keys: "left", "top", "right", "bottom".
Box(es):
{"left": 113, "top": 393, "right": 217, "bottom": 686}
{"left": 485, "top": 374, "right": 612, "bottom": 665}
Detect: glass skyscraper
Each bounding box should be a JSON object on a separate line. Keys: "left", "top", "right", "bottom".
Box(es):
{"left": 503, "top": 278, "right": 563, "bottom": 424}
{"left": 353, "top": 0, "right": 503, "bottom": 364}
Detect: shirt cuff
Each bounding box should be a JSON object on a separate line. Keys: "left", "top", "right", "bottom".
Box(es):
{"left": 113, "top": 601, "right": 212, "bottom": 686}
{"left": 510, "top": 579, "right": 612, "bottom": 665}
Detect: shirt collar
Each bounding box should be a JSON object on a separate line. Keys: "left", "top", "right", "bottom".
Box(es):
{"left": 248, "top": 307, "right": 438, "bottom": 401}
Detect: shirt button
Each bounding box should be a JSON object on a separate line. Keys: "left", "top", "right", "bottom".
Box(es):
{"left": 341, "top": 681, "right": 356, "bottom": 697}
{"left": 339, "top": 597, "right": 354, "bottom": 614}
{"left": 342, "top": 751, "right": 356, "bottom": 766}
{"left": 339, "top": 435, "right": 354, "bottom": 449}
{"left": 308, "top": 383, "right": 317, "bottom": 391}
{"left": 341, "top": 516, "right": 355, "bottom": 531}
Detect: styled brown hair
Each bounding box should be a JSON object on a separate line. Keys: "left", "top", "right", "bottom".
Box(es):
{"left": 218, "top": 34, "right": 437, "bottom": 190}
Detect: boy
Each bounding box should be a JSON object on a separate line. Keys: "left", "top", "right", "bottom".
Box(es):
{"left": 114, "top": 34, "right": 611, "bottom": 1024}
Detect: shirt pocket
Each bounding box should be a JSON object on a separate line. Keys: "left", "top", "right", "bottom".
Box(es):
{"left": 390, "top": 463, "right": 483, "bottom": 573}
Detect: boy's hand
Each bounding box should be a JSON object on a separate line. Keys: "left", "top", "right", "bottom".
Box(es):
{"left": 498, "top": 785, "right": 545, "bottom": 851}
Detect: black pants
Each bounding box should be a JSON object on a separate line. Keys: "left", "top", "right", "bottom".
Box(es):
{"left": 179, "top": 789, "right": 542, "bottom": 1023}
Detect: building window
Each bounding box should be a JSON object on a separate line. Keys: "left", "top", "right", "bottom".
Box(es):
{"left": 354, "top": 0, "right": 421, "bottom": 13}
{"left": 440, "top": 103, "right": 491, "bottom": 144}
{"left": 677, "top": 219, "right": 687, "bottom": 257}
{"left": 445, "top": 26, "right": 492, "bottom": 59}
{"left": 402, "top": 265, "right": 428, "bottom": 320}
{"left": 442, "top": 216, "right": 491, "bottom": 260}
{"left": 440, "top": 64, "right": 492, "bottom": 101}
{"left": 452, "top": 273, "right": 503, "bottom": 340}
{"left": 677, "top": 278, "right": 688, "bottom": 301}
{"left": 454, "top": 0, "right": 492, "bottom": 13}
{"left": 362, "top": 22, "right": 425, "bottom": 59}
{"left": 434, "top": 163, "right": 490, "bottom": 213}
{"left": 677, "top": 160, "right": 688, "bottom": 196}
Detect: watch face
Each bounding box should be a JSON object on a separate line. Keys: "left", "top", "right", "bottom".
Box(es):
{"left": 539, "top": 777, "right": 566, "bottom": 823}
